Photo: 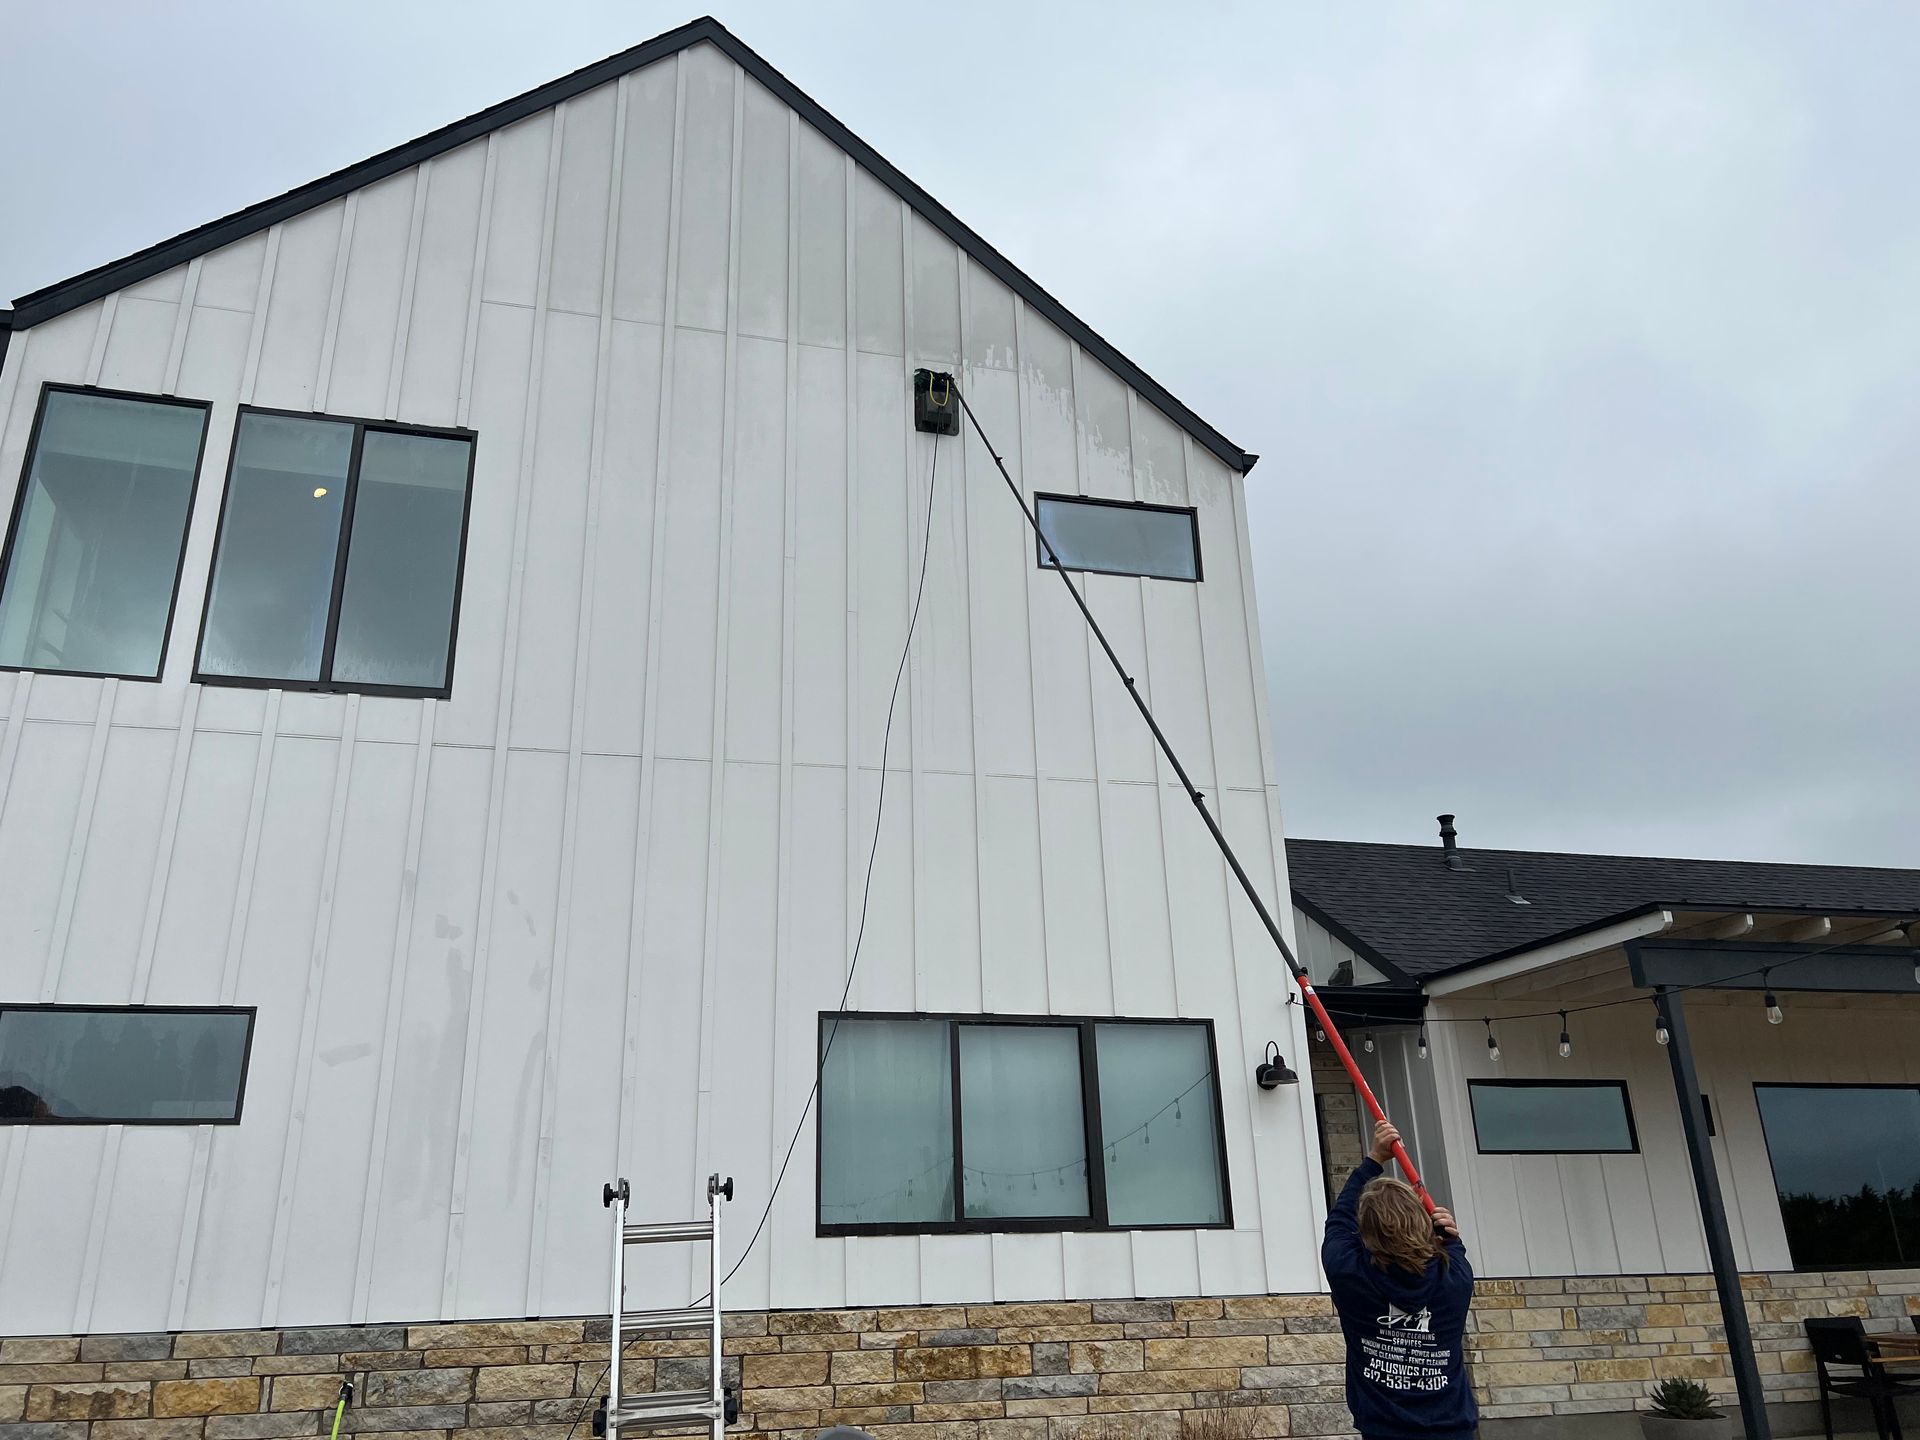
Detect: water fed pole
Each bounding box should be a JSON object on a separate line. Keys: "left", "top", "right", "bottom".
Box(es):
{"left": 921, "top": 372, "right": 1434, "bottom": 1213}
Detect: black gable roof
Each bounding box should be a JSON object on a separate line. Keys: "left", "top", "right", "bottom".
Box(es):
{"left": 5, "top": 18, "right": 1255, "bottom": 476}
{"left": 1287, "top": 837, "right": 1920, "bottom": 980}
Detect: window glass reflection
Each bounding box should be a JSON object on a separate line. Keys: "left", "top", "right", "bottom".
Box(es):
{"left": 1756, "top": 1085, "right": 1920, "bottom": 1269}
{"left": 0, "top": 1009, "right": 251, "bottom": 1123}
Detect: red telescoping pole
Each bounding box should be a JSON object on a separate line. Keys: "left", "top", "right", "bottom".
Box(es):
{"left": 1291, "top": 976, "right": 1432, "bottom": 1211}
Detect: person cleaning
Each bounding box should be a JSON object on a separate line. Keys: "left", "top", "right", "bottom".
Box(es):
{"left": 1323, "top": 1120, "right": 1479, "bottom": 1440}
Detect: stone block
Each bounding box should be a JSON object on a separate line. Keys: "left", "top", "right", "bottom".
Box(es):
{"left": 1264, "top": 1336, "right": 1345, "bottom": 1367}
{"left": 0, "top": 1389, "right": 22, "bottom": 1425}
{"left": 1031, "top": 1345, "right": 1067, "bottom": 1377}
{"left": 283, "top": 1328, "right": 408, "bottom": 1356}
{"left": 742, "top": 1353, "right": 828, "bottom": 1388}
{"left": 274, "top": 1375, "right": 349, "bottom": 1411}
{"left": 253, "top": 1357, "right": 336, "bottom": 1376}
{"left": 0, "top": 1345, "right": 78, "bottom": 1367}
{"left": 916, "top": 1402, "right": 1005, "bottom": 1421}
{"left": 1068, "top": 1342, "right": 1143, "bottom": 1374}
{"left": 176, "top": 1332, "right": 282, "bottom": 1359}
{"left": 0, "top": 1367, "right": 108, "bottom": 1386}
{"left": 1173, "top": 1301, "right": 1225, "bottom": 1322}
{"left": 80, "top": 1336, "right": 174, "bottom": 1363}
{"left": 1222, "top": 1298, "right": 1328, "bottom": 1321}
{"left": 1098, "top": 1371, "right": 1239, "bottom": 1396}
{"left": 405, "top": 1325, "right": 580, "bottom": 1351}
{"left": 1004, "top": 1376, "right": 1096, "bottom": 1401}
{"left": 364, "top": 1370, "right": 474, "bottom": 1407}
{"left": 825, "top": 1381, "right": 924, "bottom": 1407}
{"left": 472, "top": 1367, "right": 576, "bottom": 1403}
{"left": 739, "top": 1385, "right": 835, "bottom": 1412}
{"left": 829, "top": 1350, "right": 895, "bottom": 1384}
{"left": 153, "top": 1376, "right": 263, "bottom": 1415}
{"left": 1050, "top": 1411, "right": 1182, "bottom": 1440}
{"left": 770, "top": 1311, "right": 873, "bottom": 1336}
{"left": 24, "top": 1382, "right": 150, "bottom": 1420}
{"left": 970, "top": 1306, "right": 1089, "bottom": 1330}
{"left": 449, "top": 1428, "right": 577, "bottom": 1440}
{"left": 926, "top": 1330, "right": 999, "bottom": 1348}
{"left": 982, "top": 1420, "right": 1050, "bottom": 1440}
{"left": 336, "top": 1403, "right": 467, "bottom": 1433}
{"left": 193, "top": 1358, "right": 263, "bottom": 1378}
{"left": 897, "top": 1347, "right": 1031, "bottom": 1381}
{"left": 344, "top": 1354, "right": 421, "bottom": 1374}
{"left": 208, "top": 1413, "right": 328, "bottom": 1438}
{"left": 923, "top": 1381, "right": 1003, "bottom": 1403}
{"left": 1574, "top": 1359, "right": 1653, "bottom": 1382}
{"left": 1091, "top": 1303, "right": 1173, "bottom": 1325}
{"left": 93, "top": 1421, "right": 211, "bottom": 1440}
{"left": 1005, "top": 1399, "right": 1089, "bottom": 1417}
{"left": 423, "top": 1351, "right": 523, "bottom": 1371}
{"left": 106, "top": 1362, "right": 190, "bottom": 1381}
{"left": 464, "top": 1403, "right": 531, "bottom": 1427}
{"left": 1143, "top": 1340, "right": 1267, "bottom": 1371}
{"left": 1652, "top": 1356, "right": 1725, "bottom": 1381}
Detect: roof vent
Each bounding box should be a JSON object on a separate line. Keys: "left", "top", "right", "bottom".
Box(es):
{"left": 1505, "top": 867, "right": 1531, "bottom": 905}
{"left": 1438, "top": 814, "right": 1469, "bottom": 871}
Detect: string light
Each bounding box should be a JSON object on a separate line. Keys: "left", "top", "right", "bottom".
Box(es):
{"left": 1484, "top": 1019, "right": 1500, "bottom": 1062}
{"left": 1314, "top": 1025, "right": 1326, "bottom": 1043}
{"left": 1558, "top": 1012, "right": 1572, "bottom": 1060}
{"left": 1765, "top": 991, "right": 1784, "bottom": 1025}
{"left": 1654, "top": 1008, "right": 1671, "bottom": 1046}
{"left": 1363, "top": 1032, "right": 1376, "bottom": 1054}
{"left": 1416, "top": 1026, "right": 1428, "bottom": 1061}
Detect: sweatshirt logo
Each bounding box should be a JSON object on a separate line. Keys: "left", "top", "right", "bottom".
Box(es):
{"left": 1378, "top": 1303, "right": 1432, "bottom": 1334}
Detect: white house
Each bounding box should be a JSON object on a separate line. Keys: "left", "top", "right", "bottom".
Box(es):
{"left": 0, "top": 16, "right": 1322, "bottom": 1345}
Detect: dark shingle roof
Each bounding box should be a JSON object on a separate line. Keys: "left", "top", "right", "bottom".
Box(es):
{"left": 1286, "top": 838, "right": 1920, "bottom": 980}
{"left": 5, "top": 18, "right": 1255, "bottom": 475}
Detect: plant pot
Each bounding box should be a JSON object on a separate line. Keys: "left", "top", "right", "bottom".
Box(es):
{"left": 1639, "top": 1412, "right": 1734, "bottom": 1440}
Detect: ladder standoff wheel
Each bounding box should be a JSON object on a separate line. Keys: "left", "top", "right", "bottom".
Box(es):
{"left": 602, "top": 1178, "right": 630, "bottom": 1208}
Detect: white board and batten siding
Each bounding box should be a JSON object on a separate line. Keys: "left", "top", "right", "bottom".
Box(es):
{"left": 1427, "top": 990, "right": 1920, "bottom": 1278}
{"left": 0, "top": 40, "right": 1321, "bottom": 1335}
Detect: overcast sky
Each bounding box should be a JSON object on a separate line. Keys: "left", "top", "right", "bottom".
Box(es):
{"left": 4, "top": 2, "right": 1914, "bottom": 868}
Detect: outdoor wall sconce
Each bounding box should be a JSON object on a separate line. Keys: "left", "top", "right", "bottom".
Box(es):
{"left": 1254, "top": 1042, "right": 1298, "bottom": 1089}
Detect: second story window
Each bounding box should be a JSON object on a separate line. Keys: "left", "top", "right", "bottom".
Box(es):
{"left": 1035, "top": 493, "right": 1200, "bottom": 582}
{"left": 0, "top": 386, "right": 210, "bottom": 680}
{"left": 196, "top": 409, "right": 476, "bottom": 697}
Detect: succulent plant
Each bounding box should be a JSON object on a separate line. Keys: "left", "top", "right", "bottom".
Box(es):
{"left": 1648, "top": 1378, "right": 1720, "bottom": 1420}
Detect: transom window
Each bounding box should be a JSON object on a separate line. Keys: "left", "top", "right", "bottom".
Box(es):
{"left": 1035, "top": 493, "right": 1200, "bottom": 582}
{"left": 817, "top": 1013, "right": 1229, "bottom": 1234}
{"left": 0, "top": 1006, "right": 255, "bottom": 1125}
{"left": 1755, "top": 1083, "right": 1920, "bottom": 1270}
{"left": 195, "top": 408, "right": 476, "bottom": 697}
{"left": 1468, "top": 1080, "right": 1638, "bottom": 1154}
{"left": 0, "top": 385, "right": 210, "bottom": 680}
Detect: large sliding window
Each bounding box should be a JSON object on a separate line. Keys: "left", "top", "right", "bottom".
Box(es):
{"left": 1468, "top": 1080, "right": 1638, "bottom": 1154}
{"left": 0, "top": 386, "right": 210, "bottom": 679}
{"left": 1755, "top": 1083, "right": 1920, "bottom": 1270}
{"left": 817, "top": 1013, "right": 1229, "bottom": 1235}
{"left": 0, "top": 1006, "right": 254, "bottom": 1124}
{"left": 196, "top": 408, "right": 476, "bottom": 697}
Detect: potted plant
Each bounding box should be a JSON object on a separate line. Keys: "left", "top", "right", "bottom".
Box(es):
{"left": 1640, "top": 1378, "right": 1733, "bottom": 1440}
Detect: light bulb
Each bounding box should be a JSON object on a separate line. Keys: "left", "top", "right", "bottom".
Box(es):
{"left": 1314, "top": 1026, "right": 1326, "bottom": 1043}
{"left": 1363, "top": 1033, "right": 1375, "bottom": 1054}
{"left": 1765, "top": 991, "right": 1784, "bottom": 1025}
{"left": 312, "top": 487, "right": 328, "bottom": 499}
{"left": 1416, "top": 1029, "right": 1429, "bottom": 1061}
{"left": 1654, "top": 1016, "right": 1670, "bottom": 1046}
{"left": 1485, "top": 1024, "right": 1501, "bottom": 1063}
{"left": 1559, "top": 1032, "right": 1572, "bottom": 1059}
{"left": 1912, "top": 957, "right": 1919, "bottom": 987}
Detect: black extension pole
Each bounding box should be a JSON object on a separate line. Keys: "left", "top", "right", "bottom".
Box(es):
{"left": 950, "top": 384, "right": 1434, "bottom": 1211}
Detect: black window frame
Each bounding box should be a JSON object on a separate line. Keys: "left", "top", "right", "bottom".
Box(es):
{"left": 1467, "top": 1078, "right": 1641, "bottom": 1156}
{"left": 1753, "top": 1080, "right": 1920, "bottom": 1272}
{"left": 1033, "top": 492, "right": 1203, "bottom": 584}
{"left": 0, "top": 382, "right": 214, "bottom": 683}
{"left": 192, "top": 404, "right": 479, "bottom": 700}
{"left": 0, "top": 1003, "right": 258, "bottom": 1126}
{"left": 815, "top": 1011, "right": 1232, "bottom": 1237}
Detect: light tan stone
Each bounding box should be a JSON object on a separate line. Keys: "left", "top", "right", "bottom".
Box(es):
{"left": 174, "top": 1332, "right": 281, "bottom": 1359}
{"left": 25, "top": 1381, "right": 151, "bottom": 1420}
{"left": 742, "top": 1352, "right": 829, "bottom": 1388}
{"left": 1221, "top": 1298, "right": 1330, "bottom": 1320}
{"left": 829, "top": 1350, "right": 896, "bottom": 1384}
{"left": 406, "top": 1323, "right": 581, "bottom": 1349}
{"left": 272, "top": 1374, "right": 346, "bottom": 1411}
{"left": 2, "top": 1340, "right": 81, "bottom": 1364}
{"left": 0, "top": 1384, "right": 25, "bottom": 1424}
{"left": 830, "top": 1382, "right": 923, "bottom": 1406}
{"left": 1098, "top": 1370, "right": 1240, "bottom": 1395}
{"left": 472, "top": 1365, "right": 578, "bottom": 1401}
{"left": 1142, "top": 1339, "right": 1267, "bottom": 1370}
{"left": 1068, "top": 1342, "right": 1143, "bottom": 1374}
{"left": 153, "top": 1376, "right": 262, "bottom": 1416}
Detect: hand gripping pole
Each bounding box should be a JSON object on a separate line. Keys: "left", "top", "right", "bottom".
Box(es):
{"left": 949, "top": 383, "right": 1432, "bottom": 1213}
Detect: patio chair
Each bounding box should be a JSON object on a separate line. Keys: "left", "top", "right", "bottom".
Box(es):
{"left": 1804, "top": 1316, "right": 1920, "bottom": 1440}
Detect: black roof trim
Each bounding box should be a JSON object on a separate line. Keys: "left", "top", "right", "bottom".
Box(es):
{"left": 7, "top": 17, "right": 1257, "bottom": 475}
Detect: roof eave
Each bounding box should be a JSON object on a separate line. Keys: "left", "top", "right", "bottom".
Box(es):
{"left": 6, "top": 17, "right": 1257, "bottom": 476}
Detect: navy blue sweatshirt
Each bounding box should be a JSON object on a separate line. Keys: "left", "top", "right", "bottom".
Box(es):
{"left": 1321, "top": 1157, "right": 1478, "bottom": 1440}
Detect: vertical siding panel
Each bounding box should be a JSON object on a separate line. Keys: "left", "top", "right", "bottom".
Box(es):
{"left": 383, "top": 162, "right": 431, "bottom": 419}
{"left": 196, "top": 232, "right": 268, "bottom": 314}
{"left": 328, "top": 176, "right": 417, "bottom": 417}
{"left": 162, "top": 257, "right": 202, "bottom": 393}
{"left": 675, "top": 45, "right": 735, "bottom": 333}
{"left": 442, "top": 103, "right": 564, "bottom": 1313}
{"left": 130, "top": 688, "right": 202, "bottom": 1000}
{"left": 610, "top": 61, "right": 679, "bottom": 326}
{"left": 260, "top": 699, "right": 361, "bottom": 1325}
{"left": 254, "top": 202, "right": 346, "bottom": 410}
{"left": 547, "top": 85, "right": 616, "bottom": 317}
{"left": 40, "top": 680, "right": 118, "bottom": 1000}
{"left": 617, "top": 49, "right": 689, "bottom": 1254}
{"left": 528, "top": 75, "right": 629, "bottom": 1316}
{"left": 400, "top": 143, "right": 487, "bottom": 426}
{"left": 352, "top": 700, "right": 437, "bottom": 1319}
{"left": 61, "top": 723, "right": 173, "bottom": 998}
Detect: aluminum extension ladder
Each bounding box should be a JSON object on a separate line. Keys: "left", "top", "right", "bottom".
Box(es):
{"left": 595, "top": 1173, "right": 736, "bottom": 1440}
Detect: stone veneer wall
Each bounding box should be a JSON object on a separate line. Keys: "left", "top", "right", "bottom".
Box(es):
{"left": 2, "top": 1271, "right": 1917, "bottom": 1440}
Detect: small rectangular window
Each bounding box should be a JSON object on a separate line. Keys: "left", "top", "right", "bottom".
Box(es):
{"left": 0, "top": 1006, "right": 254, "bottom": 1124}
{"left": 1035, "top": 494, "right": 1200, "bottom": 582}
{"left": 1469, "top": 1080, "right": 1638, "bottom": 1154}
{"left": 817, "top": 1013, "right": 1229, "bottom": 1235}
{"left": 196, "top": 408, "right": 475, "bottom": 697}
{"left": 1755, "top": 1083, "right": 1920, "bottom": 1270}
{"left": 0, "top": 386, "right": 210, "bottom": 679}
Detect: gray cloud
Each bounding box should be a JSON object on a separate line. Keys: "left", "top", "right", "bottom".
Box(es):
{"left": 4, "top": 1, "right": 1913, "bottom": 866}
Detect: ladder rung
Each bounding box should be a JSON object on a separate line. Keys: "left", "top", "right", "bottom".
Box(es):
{"left": 613, "top": 1392, "right": 719, "bottom": 1428}
{"left": 619, "top": 1306, "right": 712, "bottom": 1333}
{"left": 623, "top": 1220, "right": 712, "bottom": 1245}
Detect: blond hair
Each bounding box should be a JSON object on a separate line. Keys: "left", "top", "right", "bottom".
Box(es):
{"left": 1357, "top": 1176, "right": 1448, "bottom": 1277}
